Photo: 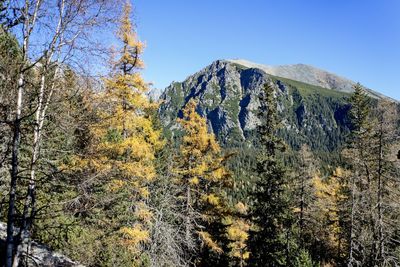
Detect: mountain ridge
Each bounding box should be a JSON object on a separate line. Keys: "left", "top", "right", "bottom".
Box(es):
{"left": 227, "top": 59, "right": 395, "bottom": 101}
{"left": 159, "top": 59, "right": 397, "bottom": 166}
{"left": 159, "top": 59, "right": 353, "bottom": 162}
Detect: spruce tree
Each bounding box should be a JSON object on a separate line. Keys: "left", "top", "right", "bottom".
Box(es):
{"left": 346, "top": 83, "right": 374, "bottom": 266}
{"left": 248, "top": 83, "right": 295, "bottom": 266}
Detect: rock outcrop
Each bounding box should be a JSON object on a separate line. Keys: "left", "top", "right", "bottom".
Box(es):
{"left": 159, "top": 60, "right": 354, "bottom": 153}
{"left": 0, "top": 222, "right": 83, "bottom": 267}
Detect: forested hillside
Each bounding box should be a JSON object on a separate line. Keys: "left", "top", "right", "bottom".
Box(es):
{"left": 0, "top": 1, "right": 399, "bottom": 267}
{"left": 159, "top": 60, "right": 357, "bottom": 167}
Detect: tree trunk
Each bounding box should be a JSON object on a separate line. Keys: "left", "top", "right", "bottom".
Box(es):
{"left": 348, "top": 172, "right": 356, "bottom": 267}
{"left": 5, "top": 74, "right": 24, "bottom": 267}
{"left": 300, "top": 174, "right": 305, "bottom": 248}
{"left": 376, "top": 122, "right": 384, "bottom": 264}
{"left": 185, "top": 184, "right": 191, "bottom": 245}
{"left": 12, "top": 70, "right": 47, "bottom": 267}
{"left": 6, "top": 0, "right": 41, "bottom": 263}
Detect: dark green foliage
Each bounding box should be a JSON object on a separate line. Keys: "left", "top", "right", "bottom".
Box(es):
{"left": 295, "top": 249, "right": 317, "bottom": 267}
{"left": 348, "top": 83, "right": 373, "bottom": 141}
{"left": 248, "top": 83, "right": 297, "bottom": 266}
{"left": 270, "top": 77, "right": 352, "bottom": 169}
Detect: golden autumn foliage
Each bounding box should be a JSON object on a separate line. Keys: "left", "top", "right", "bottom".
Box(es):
{"left": 235, "top": 201, "right": 248, "bottom": 215}
{"left": 224, "top": 202, "right": 251, "bottom": 264}
{"left": 66, "top": 1, "right": 163, "bottom": 259}
{"left": 175, "top": 99, "right": 230, "bottom": 186}
{"left": 6, "top": 0, "right": 400, "bottom": 266}
{"left": 119, "top": 224, "right": 151, "bottom": 251}
{"left": 198, "top": 231, "right": 224, "bottom": 254}
{"left": 312, "top": 167, "right": 348, "bottom": 255}
{"left": 173, "top": 99, "right": 232, "bottom": 255}
{"left": 226, "top": 219, "right": 250, "bottom": 260}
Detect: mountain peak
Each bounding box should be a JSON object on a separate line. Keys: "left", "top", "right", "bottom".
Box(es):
{"left": 227, "top": 59, "right": 355, "bottom": 93}
{"left": 159, "top": 58, "right": 354, "bottom": 152}
{"left": 226, "top": 59, "right": 392, "bottom": 101}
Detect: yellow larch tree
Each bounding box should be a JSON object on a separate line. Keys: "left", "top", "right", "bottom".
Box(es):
{"left": 68, "top": 1, "right": 163, "bottom": 264}
{"left": 224, "top": 201, "right": 251, "bottom": 266}
{"left": 173, "top": 99, "right": 232, "bottom": 261}
{"left": 311, "top": 167, "right": 349, "bottom": 261}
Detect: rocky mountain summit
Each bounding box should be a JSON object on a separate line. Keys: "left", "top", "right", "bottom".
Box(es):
{"left": 228, "top": 59, "right": 355, "bottom": 93}
{"left": 159, "top": 59, "right": 393, "bottom": 158}
{"left": 228, "top": 59, "right": 390, "bottom": 100}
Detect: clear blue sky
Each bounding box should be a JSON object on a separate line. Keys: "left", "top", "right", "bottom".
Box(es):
{"left": 131, "top": 0, "right": 400, "bottom": 100}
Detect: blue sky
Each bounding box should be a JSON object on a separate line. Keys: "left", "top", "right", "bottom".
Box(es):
{"left": 131, "top": 0, "right": 400, "bottom": 100}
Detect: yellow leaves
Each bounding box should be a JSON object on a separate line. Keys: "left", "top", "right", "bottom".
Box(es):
{"left": 66, "top": 155, "right": 113, "bottom": 174}
{"left": 119, "top": 162, "right": 156, "bottom": 181}
{"left": 333, "top": 167, "right": 343, "bottom": 178}
{"left": 293, "top": 207, "right": 301, "bottom": 213}
{"left": 117, "top": 1, "right": 145, "bottom": 70}
{"left": 108, "top": 179, "right": 126, "bottom": 192}
{"left": 225, "top": 217, "right": 251, "bottom": 262}
{"left": 120, "top": 136, "right": 155, "bottom": 160}
{"left": 312, "top": 175, "right": 330, "bottom": 201}
{"left": 210, "top": 165, "right": 226, "bottom": 182}
{"left": 138, "top": 187, "right": 150, "bottom": 198}
{"left": 178, "top": 100, "right": 220, "bottom": 153}
{"left": 62, "top": 156, "right": 88, "bottom": 172}
{"left": 226, "top": 220, "right": 249, "bottom": 242}
{"left": 242, "top": 252, "right": 251, "bottom": 260}
{"left": 189, "top": 177, "right": 199, "bottom": 185}
{"left": 106, "top": 180, "right": 151, "bottom": 200}
{"left": 313, "top": 170, "right": 347, "bottom": 207}
{"left": 104, "top": 73, "right": 148, "bottom": 101}
{"left": 222, "top": 216, "right": 233, "bottom": 226}
{"left": 201, "top": 194, "right": 220, "bottom": 206}
{"left": 87, "top": 104, "right": 161, "bottom": 181}
{"left": 198, "top": 231, "right": 223, "bottom": 254}
{"left": 174, "top": 100, "right": 229, "bottom": 188}
{"left": 172, "top": 99, "right": 237, "bottom": 259}
{"left": 135, "top": 202, "right": 152, "bottom": 223}
{"left": 312, "top": 167, "right": 349, "bottom": 250}
{"left": 58, "top": 3, "right": 163, "bottom": 263}
{"left": 235, "top": 202, "right": 248, "bottom": 215}
{"left": 119, "top": 224, "right": 150, "bottom": 250}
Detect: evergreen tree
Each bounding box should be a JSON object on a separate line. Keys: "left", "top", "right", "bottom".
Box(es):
{"left": 248, "top": 83, "right": 296, "bottom": 266}
{"left": 346, "top": 84, "right": 375, "bottom": 266}
{"left": 345, "top": 84, "right": 400, "bottom": 266}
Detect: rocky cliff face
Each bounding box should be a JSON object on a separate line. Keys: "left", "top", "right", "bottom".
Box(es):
{"left": 159, "top": 60, "right": 355, "bottom": 153}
